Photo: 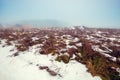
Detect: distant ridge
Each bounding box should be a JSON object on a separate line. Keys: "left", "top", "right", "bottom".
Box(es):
{"left": 0, "top": 24, "right": 3, "bottom": 27}
{"left": 19, "top": 19, "right": 68, "bottom": 27}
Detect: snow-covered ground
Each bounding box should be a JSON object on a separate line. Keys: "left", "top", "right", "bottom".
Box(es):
{"left": 0, "top": 40, "right": 101, "bottom": 80}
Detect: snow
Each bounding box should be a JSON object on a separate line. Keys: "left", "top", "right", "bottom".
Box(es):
{"left": 97, "top": 31, "right": 102, "bottom": 34}
{"left": 65, "top": 40, "right": 70, "bottom": 45}
{"left": 86, "top": 35, "right": 94, "bottom": 40}
{"left": 69, "top": 26, "right": 75, "bottom": 30}
{"left": 111, "top": 67, "right": 120, "bottom": 76}
{"left": 73, "top": 37, "right": 79, "bottom": 42}
{"left": 92, "top": 45, "right": 116, "bottom": 62}
{"left": 66, "top": 45, "right": 77, "bottom": 49}
{"left": 101, "top": 45, "right": 113, "bottom": 52}
{"left": 79, "top": 26, "right": 85, "bottom": 30}
{"left": 61, "top": 35, "right": 73, "bottom": 40}
{"left": 65, "top": 39, "right": 77, "bottom": 49}
{"left": 0, "top": 39, "right": 101, "bottom": 80}
{"left": 32, "top": 37, "right": 39, "bottom": 41}
{"left": 110, "top": 42, "right": 120, "bottom": 47}
{"left": 108, "top": 38, "right": 116, "bottom": 41}
{"left": 76, "top": 43, "right": 82, "bottom": 47}
{"left": 12, "top": 32, "right": 17, "bottom": 35}
{"left": 9, "top": 36, "right": 13, "bottom": 38}
{"left": 44, "top": 35, "right": 49, "bottom": 39}
{"left": 116, "top": 68, "right": 120, "bottom": 76}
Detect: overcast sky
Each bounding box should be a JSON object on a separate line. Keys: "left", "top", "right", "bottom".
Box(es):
{"left": 0, "top": 0, "right": 120, "bottom": 28}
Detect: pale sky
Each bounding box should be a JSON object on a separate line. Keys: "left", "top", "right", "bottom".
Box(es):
{"left": 0, "top": 0, "right": 120, "bottom": 28}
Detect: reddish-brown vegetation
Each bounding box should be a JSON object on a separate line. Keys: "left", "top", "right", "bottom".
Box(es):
{"left": 0, "top": 27, "right": 120, "bottom": 80}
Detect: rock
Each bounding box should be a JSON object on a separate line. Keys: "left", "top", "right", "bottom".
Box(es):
{"left": 13, "top": 52, "right": 19, "bottom": 57}
{"left": 46, "top": 68, "right": 57, "bottom": 76}
{"left": 39, "top": 66, "right": 48, "bottom": 70}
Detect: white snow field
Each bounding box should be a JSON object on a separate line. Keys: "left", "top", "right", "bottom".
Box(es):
{"left": 0, "top": 39, "right": 101, "bottom": 80}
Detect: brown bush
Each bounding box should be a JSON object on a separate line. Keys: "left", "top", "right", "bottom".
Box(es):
{"left": 39, "top": 66, "right": 57, "bottom": 76}
{"left": 46, "top": 68, "right": 57, "bottom": 76}
{"left": 39, "top": 66, "right": 48, "bottom": 70}
{"left": 39, "top": 50, "right": 47, "bottom": 55}
{"left": 55, "top": 55, "right": 70, "bottom": 63}
{"left": 6, "top": 41, "right": 12, "bottom": 45}
{"left": 16, "top": 45, "right": 28, "bottom": 51}
{"left": 67, "top": 48, "right": 78, "bottom": 58}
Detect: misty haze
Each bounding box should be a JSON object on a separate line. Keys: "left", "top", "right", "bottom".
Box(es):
{"left": 0, "top": 0, "right": 120, "bottom": 80}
